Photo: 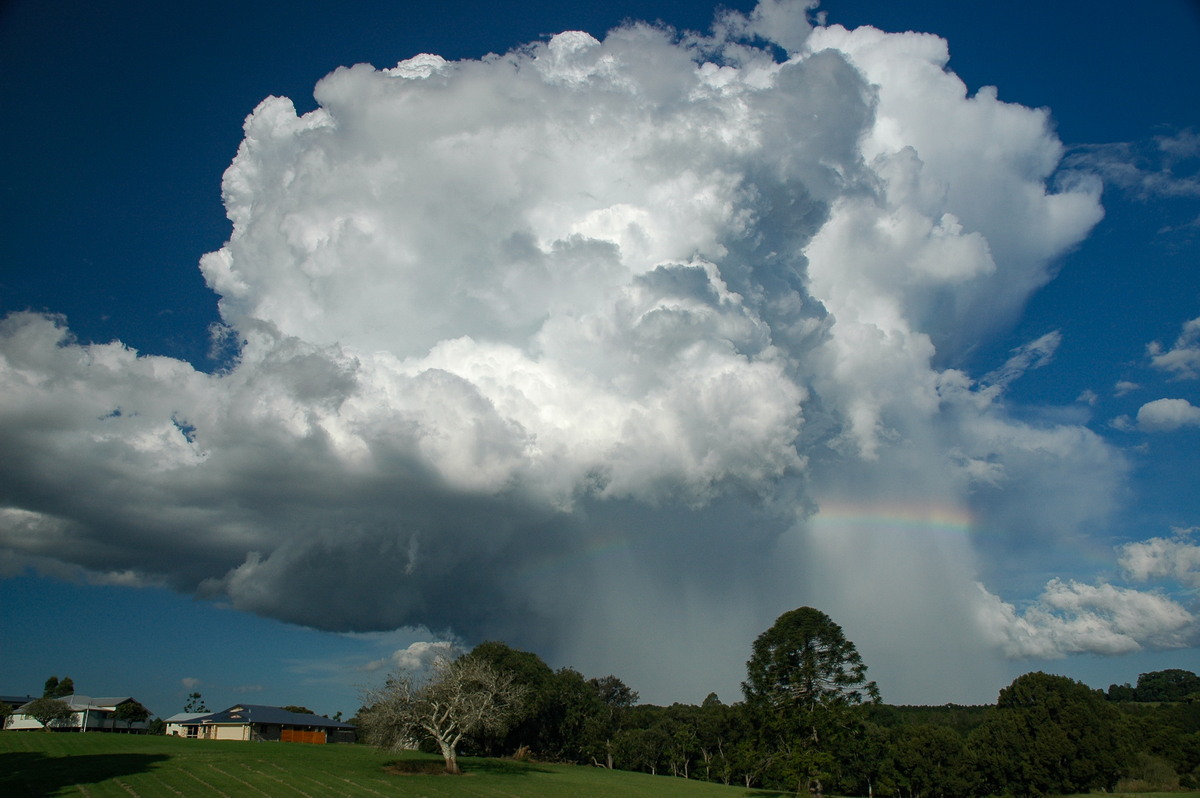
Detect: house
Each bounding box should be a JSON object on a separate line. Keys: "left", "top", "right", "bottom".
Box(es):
{"left": 3, "top": 695, "right": 149, "bottom": 733}
{"left": 177, "top": 704, "right": 355, "bottom": 744}
{"left": 163, "top": 712, "right": 210, "bottom": 737}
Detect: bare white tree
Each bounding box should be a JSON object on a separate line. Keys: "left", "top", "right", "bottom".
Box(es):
{"left": 360, "top": 655, "right": 528, "bottom": 774}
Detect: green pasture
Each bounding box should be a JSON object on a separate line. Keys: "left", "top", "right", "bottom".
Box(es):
{"left": 5, "top": 733, "right": 1199, "bottom": 798}
{"left": 0, "top": 731, "right": 784, "bottom": 797}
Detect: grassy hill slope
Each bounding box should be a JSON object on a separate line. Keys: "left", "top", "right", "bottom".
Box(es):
{"left": 0, "top": 731, "right": 783, "bottom": 797}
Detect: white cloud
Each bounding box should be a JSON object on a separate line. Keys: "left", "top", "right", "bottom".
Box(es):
{"left": 0, "top": 1, "right": 1138, "bottom": 703}
{"left": 1064, "top": 131, "right": 1200, "bottom": 200}
{"left": 982, "top": 331, "right": 1061, "bottom": 390}
{"left": 1136, "top": 397, "right": 1200, "bottom": 431}
{"left": 1148, "top": 316, "right": 1200, "bottom": 380}
{"left": 360, "top": 640, "right": 459, "bottom": 674}
{"left": 977, "top": 579, "right": 1196, "bottom": 659}
{"left": 1120, "top": 531, "right": 1200, "bottom": 589}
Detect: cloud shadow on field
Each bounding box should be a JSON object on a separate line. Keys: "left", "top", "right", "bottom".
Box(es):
{"left": 0, "top": 751, "right": 170, "bottom": 796}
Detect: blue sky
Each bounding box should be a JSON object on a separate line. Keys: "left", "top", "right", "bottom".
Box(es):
{"left": 2, "top": 0, "right": 1198, "bottom": 719}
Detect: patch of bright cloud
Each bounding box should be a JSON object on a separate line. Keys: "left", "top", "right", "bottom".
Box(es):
{"left": 1120, "top": 530, "right": 1200, "bottom": 589}
{"left": 977, "top": 579, "right": 1196, "bottom": 658}
{"left": 1148, "top": 316, "right": 1200, "bottom": 380}
{"left": 1136, "top": 398, "right": 1200, "bottom": 432}
{"left": 360, "top": 640, "right": 459, "bottom": 674}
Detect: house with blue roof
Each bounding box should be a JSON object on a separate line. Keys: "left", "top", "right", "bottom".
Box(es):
{"left": 179, "top": 704, "right": 355, "bottom": 744}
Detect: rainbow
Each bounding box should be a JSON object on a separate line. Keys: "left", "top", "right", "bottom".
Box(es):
{"left": 810, "top": 501, "right": 976, "bottom": 535}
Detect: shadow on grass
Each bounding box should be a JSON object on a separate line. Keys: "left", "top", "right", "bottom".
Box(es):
{"left": 0, "top": 751, "right": 170, "bottom": 796}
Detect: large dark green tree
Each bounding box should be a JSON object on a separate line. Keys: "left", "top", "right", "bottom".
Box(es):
{"left": 892, "top": 723, "right": 970, "bottom": 798}
{"left": 969, "top": 671, "right": 1131, "bottom": 797}
{"left": 465, "top": 641, "right": 555, "bottom": 756}
{"left": 743, "top": 607, "right": 879, "bottom": 795}
{"left": 1135, "top": 669, "right": 1200, "bottom": 703}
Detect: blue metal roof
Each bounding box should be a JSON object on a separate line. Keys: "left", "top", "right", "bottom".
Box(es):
{"left": 190, "top": 704, "right": 354, "bottom": 729}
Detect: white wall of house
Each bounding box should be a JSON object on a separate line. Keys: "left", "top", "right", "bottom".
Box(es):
{"left": 3, "top": 696, "right": 147, "bottom": 732}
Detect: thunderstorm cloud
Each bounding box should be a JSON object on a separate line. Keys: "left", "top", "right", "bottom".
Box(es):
{"left": 1, "top": 0, "right": 1194, "bottom": 702}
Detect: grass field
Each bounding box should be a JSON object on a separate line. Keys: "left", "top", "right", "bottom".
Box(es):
{"left": 5, "top": 733, "right": 1200, "bottom": 798}
{"left": 0, "top": 731, "right": 788, "bottom": 797}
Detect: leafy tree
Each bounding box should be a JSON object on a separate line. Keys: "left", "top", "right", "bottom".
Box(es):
{"left": 742, "top": 607, "right": 879, "bottom": 796}
{"left": 1136, "top": 669, "right": 1200, "bottom": 703}
{"left": 1108, "top": 682, "right": 1138, "bottom": 702}
{"left": 281, "top": 705, "right": 315, "bottom": 714}
{"left": 359, "top": 655, "right": 527, "bottom": 774}
{"left": 969, "top": 671, "right": 1131, "bottom": 797}
{"left": 42, "top": 675, "right": 73, "bottom": 698}
{"left": 464, "top": 641, "right": 555, "bottom": 756}
{"left": 694, "top": 693, "right": 742, "bottom": 784}
{"left": 892, "top": 723, "right": 970, "bottom": 798}
{"left": 25, "top": 697, "right": 74, "bottom": 731}
{"left": 587, "top": 674, "right": 639, "bottom": 768}
{"left": 614, "top": 724, "right": 670, "bottom": 775}
{"left": 111, "top": 700, "right": 150, "bottom": 731}
{"left": 183, "top": 692, "right": 208, "bottom": 713}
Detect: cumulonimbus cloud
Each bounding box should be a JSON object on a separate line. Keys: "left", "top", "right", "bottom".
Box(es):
{"left": 1, "top": 0, "right": 1186, "bottom": 702}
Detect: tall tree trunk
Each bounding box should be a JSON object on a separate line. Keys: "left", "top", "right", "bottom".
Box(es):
{"left": 438, "top": 740, "right": 461, "bottom": 774}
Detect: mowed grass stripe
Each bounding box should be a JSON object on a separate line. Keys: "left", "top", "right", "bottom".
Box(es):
{"left": 178, "top": 767, "right": 233, "bottom": 797}
{"left": 240, "top": 761, "right": 317, "bottom": 796}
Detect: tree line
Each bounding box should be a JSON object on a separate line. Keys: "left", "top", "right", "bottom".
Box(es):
{"left": 355, "top": 607, "right": 1200, "bottom": 795}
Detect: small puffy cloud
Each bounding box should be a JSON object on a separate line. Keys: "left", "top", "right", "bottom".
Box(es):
{"left": 1120, "top": 531, "right": 1200, "bottom": 589}
{"left": 976, "top": 579, "right": 1196, "bottom": 659}
{"left": 1114, "top": 380, "right": 1140, "bottom": 396}
{"left": 1135, "top": 398, "right": 1200, "bottom": 431}
{"left": 1148, "top": 316, "right": 1200, "bottom": 380}
{"left": 358, "top": 639, "right": 459, "bottom": 673}
{"left": 390, "top": 641, "right": 459, "bottom": 671}
{"left": 180, "top": 678, "right": 201, "bottom": 690}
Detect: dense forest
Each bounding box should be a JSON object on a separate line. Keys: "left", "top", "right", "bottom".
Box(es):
{"left": 357, "top": 608, "right": 1200, "bottom": 795}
